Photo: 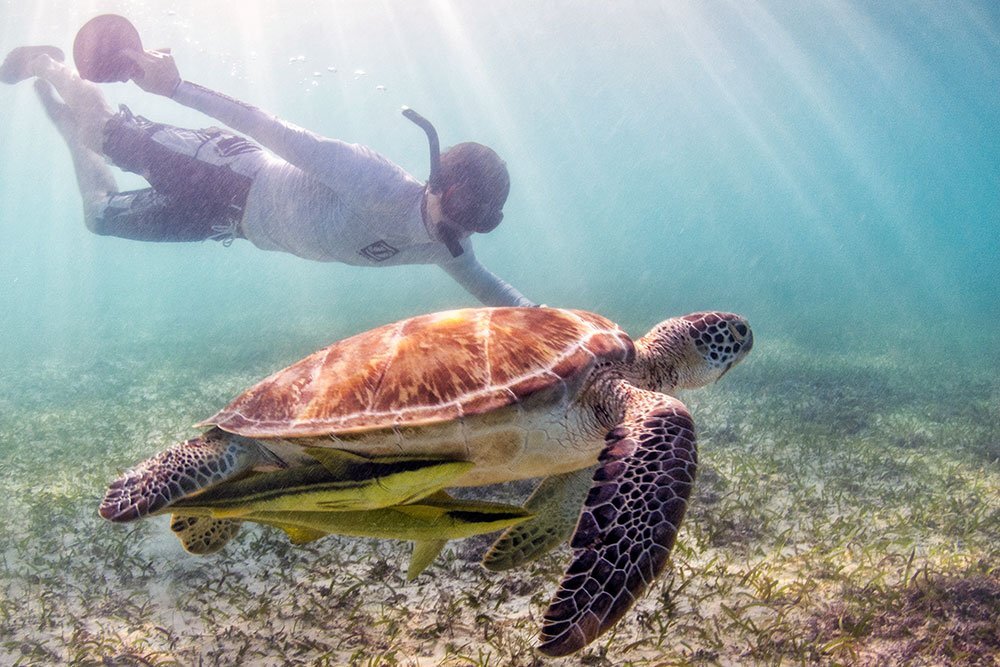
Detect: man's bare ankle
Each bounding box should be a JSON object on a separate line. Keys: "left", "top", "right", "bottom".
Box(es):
{"left": 28, "top": 53, "right": 57, "bottom": 77}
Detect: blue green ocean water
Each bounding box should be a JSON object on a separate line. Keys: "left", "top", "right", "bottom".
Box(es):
{"left": 1, "top": 2, "right": 997, "bottom": 665}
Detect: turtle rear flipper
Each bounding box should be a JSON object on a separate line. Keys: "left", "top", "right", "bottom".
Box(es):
{"left": 483, "top": 466, "right": 595, "bottom": 571}
{"left": 170, "top": 515, "right": 242, "bottom": 554}
{"left": 99, "top": 429, "right": 272, "bottom": 522}
{"left": 539, "top": 392, "right": 696, "bottom": 657}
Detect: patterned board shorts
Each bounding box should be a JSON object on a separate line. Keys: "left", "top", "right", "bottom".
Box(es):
{"left": 94, "top": 106, "right": 268, "bottom": 243}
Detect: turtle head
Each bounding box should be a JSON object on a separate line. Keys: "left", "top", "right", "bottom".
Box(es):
{"left": 635, "top": 311, "right": 753, "bottom": 392}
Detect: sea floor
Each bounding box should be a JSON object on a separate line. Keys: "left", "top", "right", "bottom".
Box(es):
{"left": 0, "top": 339, "right": 997, "bottom": 666}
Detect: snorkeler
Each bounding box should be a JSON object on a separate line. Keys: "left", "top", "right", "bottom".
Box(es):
{"left": 0, "top": 15, "right": 534, "bottom": 307}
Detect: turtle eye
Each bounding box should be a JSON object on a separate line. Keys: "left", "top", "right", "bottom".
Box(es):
{"left": 728, "top": 320, "right": 753, "bottom": 356}
{"left": 729, "top": 320, "right": 748, "bottom": 342}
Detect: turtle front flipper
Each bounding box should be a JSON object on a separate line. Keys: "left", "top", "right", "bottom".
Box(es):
{"left": 169, "top": 515, "right": 242, "bottom": 554}
{"left": 483, "top": 466, "right": 596, "bottom": 571}
{"left": 538, "top": 392, "right": 697, "bottom": 657}
{"left": 99, "top": 429, "right": 274, "bottom": 522}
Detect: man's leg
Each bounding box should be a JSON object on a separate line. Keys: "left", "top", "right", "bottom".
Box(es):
{"left": 28, "top": 53, "right": 115, "bottom": 156}
{"left": 33, "top": 75, "right": 229, "bottom": 242}
{"left": 33, "top": 80, "right": 118, "bottom": 233}
{"left": 7, "top": 47, "right": 260, "bottom": 244}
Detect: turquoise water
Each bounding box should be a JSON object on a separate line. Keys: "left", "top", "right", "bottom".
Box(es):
{"left": 1, "top": 2, "right": 997, "bottom": 664}
{"left": 3, "top": 1, "right": 997, "bottom": 365}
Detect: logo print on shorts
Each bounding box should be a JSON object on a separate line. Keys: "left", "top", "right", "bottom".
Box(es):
{"left": 359, "top": 240, "right": 399, "bottom": 262}
{"left": 215, "top": 136, "right": 262, "bottom": 158}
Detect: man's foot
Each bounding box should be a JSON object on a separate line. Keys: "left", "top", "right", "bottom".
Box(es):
{"left": 0, "top": 45, "right": 64, "bottom": 84}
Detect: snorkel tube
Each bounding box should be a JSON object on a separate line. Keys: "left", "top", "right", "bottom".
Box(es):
{"left": 402, "top": 106, "right": 464, "bottom": 257}
{"left": 402, "top": 107, "right": 442, "bottom": 191}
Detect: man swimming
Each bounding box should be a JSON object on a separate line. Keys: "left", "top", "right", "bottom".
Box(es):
{"left": 1, "top": 36, "right": 534, "bottom": 307}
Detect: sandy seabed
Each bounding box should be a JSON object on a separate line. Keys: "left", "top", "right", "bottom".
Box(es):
{"left": 1, "top": 340, "right": 997, "bottom": 666}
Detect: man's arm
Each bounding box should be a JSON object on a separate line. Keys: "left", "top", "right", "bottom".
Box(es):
{"left": 123, "top": 49, "right": 319, "bottom": 159}
{"left": 122, "top": 49, "right": 405, "bottom": 197}
{"left": 440, "top": 249, "right": 535, "bottom": 307}
{"left": 173, "top": 80, "right": 387, "bottom": 173}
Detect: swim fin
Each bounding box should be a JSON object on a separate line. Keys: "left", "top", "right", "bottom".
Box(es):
{"left": 73, "top": 14, "right": 143, "bottom": 83}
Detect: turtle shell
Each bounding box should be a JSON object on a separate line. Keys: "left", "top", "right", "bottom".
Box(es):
{"left": 202, "top": 308, "right": 634, "bottom": 438}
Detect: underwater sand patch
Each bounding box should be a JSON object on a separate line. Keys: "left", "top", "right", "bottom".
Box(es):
{"left": 805, "top": 570, "right": 1000, "bottom": 666}
{"left": 2, "top": 343, "right": 998, "bottom": 664}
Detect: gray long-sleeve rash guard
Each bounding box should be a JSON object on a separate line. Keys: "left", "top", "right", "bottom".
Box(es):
{"left": 171, "top": 81, "right": 534, "bottom": 307}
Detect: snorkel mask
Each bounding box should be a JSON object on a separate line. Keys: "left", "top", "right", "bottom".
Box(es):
{"left": 403, "top": 107, "right": 506, "bottom": 258}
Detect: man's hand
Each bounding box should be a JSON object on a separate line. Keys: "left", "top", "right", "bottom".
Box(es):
{"left": 121, "top": 48, "right": 181, "bottom": 97}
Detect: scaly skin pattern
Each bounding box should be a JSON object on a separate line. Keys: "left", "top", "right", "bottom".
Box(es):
{"left": 481, "top": 466, "right": 597, "bottom": 571}
{"left": 634, "top": 311, "right": 753, "bottom": 392}
{"left": 99, "top": 430, "right": 267, "bottom": 522}
{"left": 169, "top": 515, "right": 242, "bottom": 555}
{"left": 539, "top": 387, "right": 697, "bottom": 656}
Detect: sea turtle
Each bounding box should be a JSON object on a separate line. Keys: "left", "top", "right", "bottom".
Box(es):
{"left": 100, "top": 307, "right": 752, "bottom": 655}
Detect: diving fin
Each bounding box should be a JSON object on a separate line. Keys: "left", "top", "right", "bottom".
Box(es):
{"left": 73, "top": 14, "right": 144, "bottom": 83}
